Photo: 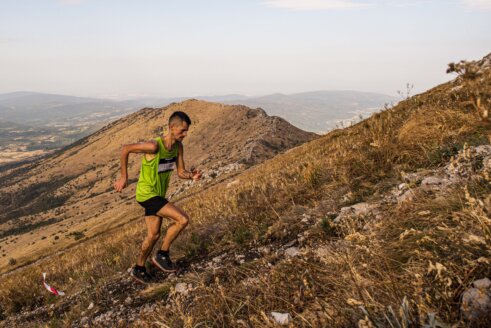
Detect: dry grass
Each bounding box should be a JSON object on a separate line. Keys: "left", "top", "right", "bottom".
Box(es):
{"left": 0, "top": 63, "right": 490, "bottom": 326}
{"left": 0, "top": 221, "right": 144, "bottom": 315}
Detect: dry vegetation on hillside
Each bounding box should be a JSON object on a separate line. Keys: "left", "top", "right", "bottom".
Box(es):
{"left": 0, "top": 101, "right": 316, "bottom": 274}
{"left": 0, "top": 55, "right": 490, "bottom": 327}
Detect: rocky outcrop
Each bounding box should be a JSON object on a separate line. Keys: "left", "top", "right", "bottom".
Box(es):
{"left": 461, "top": 278, "right": 491, "bottom": 323}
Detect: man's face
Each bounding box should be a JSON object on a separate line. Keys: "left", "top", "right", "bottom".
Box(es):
{"left": 170, "top": 121, "right": 189, "bottom": 141}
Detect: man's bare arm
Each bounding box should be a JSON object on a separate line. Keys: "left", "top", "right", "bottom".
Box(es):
{"left": 176, "top": 142, "right": 201, "bottom": 181}
{"left": 114, "top": 141, "right": 158, "bottom": 192}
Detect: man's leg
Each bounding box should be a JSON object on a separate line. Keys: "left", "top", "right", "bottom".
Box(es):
{"left": 136, "top": 215, "right": 163, "bottom": 267}
{"left": 156, "top": 202, "right": 189, "bottom": 252}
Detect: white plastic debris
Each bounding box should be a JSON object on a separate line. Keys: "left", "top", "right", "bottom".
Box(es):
{"left": 42, "top": 272, "right": 65, "bottom": 296}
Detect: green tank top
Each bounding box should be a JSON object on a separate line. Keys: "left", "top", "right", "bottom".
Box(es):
{"left": 135, "top": 137, "right": 179, "bottom": 202}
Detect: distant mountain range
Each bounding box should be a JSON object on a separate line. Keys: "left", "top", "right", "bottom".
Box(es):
{"left": 0, "top": 90, "right": 397, "bottom": 133}
{"left": 220, "top": 90, "right": 397, "bottom": 132}
{"left": 0, "top": 91, "right": 143, "bottom": 127}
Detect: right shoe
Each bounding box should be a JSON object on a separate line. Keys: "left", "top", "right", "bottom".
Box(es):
{"left": 130, "top": 265, "right": 153, "bottom": 284}
{"left": 152, "top": 252, "right": 178, "bottom": 273}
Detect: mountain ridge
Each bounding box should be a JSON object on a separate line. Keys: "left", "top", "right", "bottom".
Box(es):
{"left": 0, "top": 99, "right": 317, "bottom": 274}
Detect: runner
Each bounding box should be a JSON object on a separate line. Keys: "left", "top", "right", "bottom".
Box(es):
{"left": 114, "top": 111, "right": 201, "bottom": 284}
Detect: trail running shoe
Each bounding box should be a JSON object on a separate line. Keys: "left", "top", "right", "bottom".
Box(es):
{"left": 130, "top": 265, "right": 153, "bottom": 284}
{"left": 152, "top": 252, "right": 178, "bottom": 273}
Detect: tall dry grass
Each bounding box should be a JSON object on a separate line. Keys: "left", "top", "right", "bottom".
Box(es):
{"left": 0, "top": 64, "right": 489, "bottom": 326}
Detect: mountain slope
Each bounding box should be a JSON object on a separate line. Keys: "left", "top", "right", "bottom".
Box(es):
{"left": 0, "top": 53, "right": 490, "bottom": 327}
{"left": 0, "top": 100, "right": 316, "bottom": 273}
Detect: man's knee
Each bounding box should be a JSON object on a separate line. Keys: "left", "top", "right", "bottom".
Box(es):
{"left": 177, "top": 214, "right": 189, "bottom": 228}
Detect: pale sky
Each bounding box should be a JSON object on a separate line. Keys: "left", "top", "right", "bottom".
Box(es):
{"left": 0, "top": 0, "right": 490, "bottom": 98}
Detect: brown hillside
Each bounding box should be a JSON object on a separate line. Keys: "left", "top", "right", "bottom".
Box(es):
{"left": 0, "top": 100, "right": 316, "bottom": 273}
{"left": 0, "top": 54, "right": 490, "bottom": 327}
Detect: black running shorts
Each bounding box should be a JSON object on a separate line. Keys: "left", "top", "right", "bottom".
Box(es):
{"left": 137, "top": 196, "right": 169, "bottom": 216}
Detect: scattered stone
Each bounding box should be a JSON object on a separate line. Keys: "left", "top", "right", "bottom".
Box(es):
{"left": 473, "top": 278, "right": 491, "bottom": 289}
{"left": 334, "top": 202, "right": 378, "bottom": 223}
{"left": 124, "top": 297, "right": 132, "bottom": 305}
{"left": 271, "top": 312, "right": 292, "bottom": 325}
{"left": 175, "top": 282, "right": 190, "bottom": 295}
{"left": 212, "top": 255, "right": 224, "bottom": 264}
{"left": 483, "top": 155, "right": 491, "bottom": 167}
{"left": 301, "top": 213, "right": 311, "bottom": 223}
{"left": 461, "top": 278, "right": 491, "bottom": 322}
{"left": 446, "top": 145, "right": 491, "bottom": 181}
{"left": 421, "top": 176, "right": 443, "bottom": 187}
{"left": 314, "top": 246, "right": 331, "bottom": 263}
{"left": 87, "top": 302, "right": 94, "bottom": 310}
{"left": 351, "top": 202, "right": 374, "bottom": 213}
{"left": 80, "top": 317, "right": 89, "bottom": 325}
{"left": 284, "top": 247, "right": 300, "bottom": 258}
{"left": 473, "top": 145, "right": 491, "bottom": 157}
{"left": 397, "top": 190, "right": 416, "bottom": 203}
{"left": 258, "top": 246, "right": 271, "bottom": 255}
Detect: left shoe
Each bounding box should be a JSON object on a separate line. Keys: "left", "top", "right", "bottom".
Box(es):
{"left": 152, "top": 252, "right": 178, "bottom": 273}
{"left": 130, "top": 265, "right": 153, "bottom": 284}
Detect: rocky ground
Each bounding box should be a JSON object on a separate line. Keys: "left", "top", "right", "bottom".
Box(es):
{"left": 3, "top": 144, "right": 490, "bottom": 327}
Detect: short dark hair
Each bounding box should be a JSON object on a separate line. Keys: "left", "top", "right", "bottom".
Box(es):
{"left": 169, "top": 111, "right": 191, "bottom": 126}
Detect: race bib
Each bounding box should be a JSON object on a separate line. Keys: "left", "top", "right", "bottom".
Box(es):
{"left": 158, "top": 157, "right": 176, "bottom": 173}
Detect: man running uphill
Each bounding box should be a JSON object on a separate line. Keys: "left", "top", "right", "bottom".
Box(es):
{"left": 114, "top": 111, "right": 201, "bottom": 284}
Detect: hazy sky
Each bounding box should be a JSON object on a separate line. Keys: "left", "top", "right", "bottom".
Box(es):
{"left": 1, "top": 0, "right": 490, "bottom": 98}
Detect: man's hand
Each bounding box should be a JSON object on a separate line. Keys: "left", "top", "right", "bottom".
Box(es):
{"left": 191, "top": 168, "right": 202, "bottom": 181}
{"left": 114, "top": 176, "right": 128, "bottom": 192}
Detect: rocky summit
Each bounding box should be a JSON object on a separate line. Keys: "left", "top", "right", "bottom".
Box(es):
{"left": 0, "top": 100, "right": 316, "bottom": 274}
